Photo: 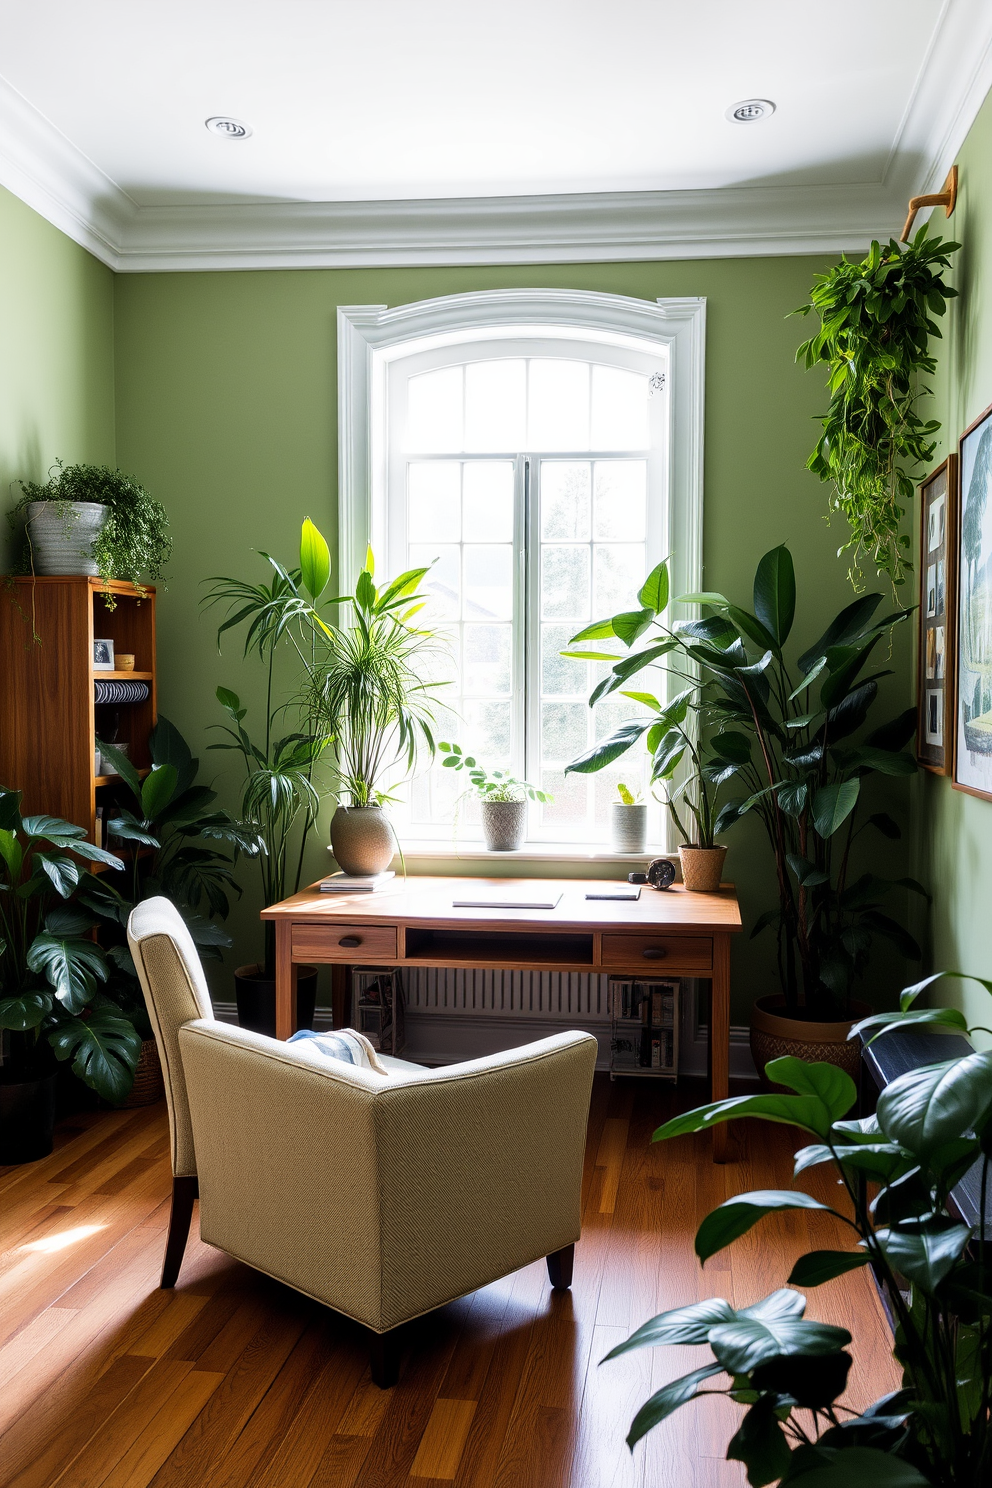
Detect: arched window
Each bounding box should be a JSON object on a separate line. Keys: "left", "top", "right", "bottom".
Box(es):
{"left": 338, "top": 290, "right": 705, "bottom": 852}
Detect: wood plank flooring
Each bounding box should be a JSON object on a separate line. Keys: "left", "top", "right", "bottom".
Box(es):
{"left": 0, "top": 1077, "right": 898, "bottom": 1488}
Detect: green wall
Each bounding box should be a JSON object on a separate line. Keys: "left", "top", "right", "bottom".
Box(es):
{"left": 0, "top": 184, "right": 116, "bottom": 571}
{"left": 112, "top": 257, "right": 915, "bottom": 1017}
{"left": 922, "top": 86, "right": 992, "bottom": 1047}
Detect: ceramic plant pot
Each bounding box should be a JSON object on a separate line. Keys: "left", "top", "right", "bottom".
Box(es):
{"left": 749, "top": 994, "right": 871, "bottom": 1088}
{"left": 330, "top": 804, "right": 395, "bottom": 876}
{"left": 481, "top": 799, "right": 527, "bottom": 851}
{"left": 25, "top": 501, "right": 108, "bottom": 576}
{"left": 0, "top": 1071, "right": 58, "bottom": 1164}
{"left": 234, "top": 964, "right": 319, "bottom": 1039}
{"left": 610, "top": 803, "right": 647, "bottom": 853}
{"left": 678, "top": 844, "right": 727, "bottom": 892}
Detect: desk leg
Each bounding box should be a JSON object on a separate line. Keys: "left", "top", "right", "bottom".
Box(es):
{"left": 331, "top": 965, "right": 349, "bottom": 1030}
{"left": 274, "top": 921, "right": 298, "bottom": 1041}
{"left": 711, "top": 935, "right": 731, "bottom": 1163}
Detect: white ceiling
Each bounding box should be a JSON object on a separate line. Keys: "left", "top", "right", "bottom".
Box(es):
{"left": 0, "top": 0, "right": 988, "bottom": 270}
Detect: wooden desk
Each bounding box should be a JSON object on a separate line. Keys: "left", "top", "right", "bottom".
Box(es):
{"left": 262, "top": 877, "right": 742, "bottom": 1160}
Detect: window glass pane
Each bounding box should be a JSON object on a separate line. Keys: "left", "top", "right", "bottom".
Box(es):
{"left": 541, "top": 623, "right": 588, "bottom": 696}
{"left": 539, "top": 768, "right": 587, "bottom": 826}
{"left": 406, "top": 366, "right": 463, "bottom": 452}
{"left": 408, "top": 461, "right": 460, "bottom": 542}
{"left": 541, "top": 545, "right": 590, "bottom": 620}
{"left": 594, "top": 461, "right": 647, "bottom": 540}
{"left": 541, "top": 462, "right": 590, "bottom": 540}
{"left": 464, "top": 698, "right": 511, "bottom": 760}
{"left": 409, "top": 542, "right": 460, "bottom": 619}
{"left": 463, "top": 461, "right": 514, "bottom": 542}
{"left": 464, "top": 544, "right": 513, "bottom": 620}
{"left": 464, "top": 360, "right": 525, "bottom": 452}
{"left": 464, "top": 624, "right": 512, "bottom": 696}
{"left": 594, "top": 543, "right": 645, "bottom": 615}
{"left": 528, "top": 360, "right": 589, "bottom": 450}
{"left": 541, "top": 701, "right": 589, "bottom": 764}
{"left": 591, "top": 365, "right": 649, "bottom": 449}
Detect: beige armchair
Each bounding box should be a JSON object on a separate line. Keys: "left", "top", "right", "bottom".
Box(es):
{"left": 127, "top": 897, "right": 598, "bottom": 1385}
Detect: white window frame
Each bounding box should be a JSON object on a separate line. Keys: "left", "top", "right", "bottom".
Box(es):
{"left": 337, "top": 289, "right": 706, "bottom": 855}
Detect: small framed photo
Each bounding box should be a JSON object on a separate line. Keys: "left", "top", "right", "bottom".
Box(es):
{"left": 917, "top": 455, "right": 957, "bottom": 773}
{"left": 93, "top": 638, "right": 115, "bottom": 671}
{"left": 955, "top": 402, "right": 992, "bottom": 798}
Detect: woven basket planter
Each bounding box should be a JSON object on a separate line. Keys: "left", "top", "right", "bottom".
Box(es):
{"left": 749, "top": 995, "right": 870, "bottom": 1089}
{"left": 122, "top": 1039, "right": 165, "bottom": 1108}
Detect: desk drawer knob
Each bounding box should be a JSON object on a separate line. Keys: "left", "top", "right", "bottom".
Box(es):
{"left": 642, "top": 946, "right": 666, "bottom": 960}
{"left": 339, "top": 935, "right": 362, "bottom": 948}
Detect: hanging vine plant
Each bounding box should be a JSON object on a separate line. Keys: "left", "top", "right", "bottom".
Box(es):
{"left": 795, "top": 225, "right": 960, "bottom": 588}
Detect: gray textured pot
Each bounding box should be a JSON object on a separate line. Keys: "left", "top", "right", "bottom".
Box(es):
{"left": 330, "top": 805, "right": 395, "bottom": 876}
{"left": 481, "top": 799, "right": 526, "bottom": 851}
{"left": 25, "top": 501, "right": 108, "bottom": 576}
{"left": 610, "top": 802, "right": 647, "bottom": 853}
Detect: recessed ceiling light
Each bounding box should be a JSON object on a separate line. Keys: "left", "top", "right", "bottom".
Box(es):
{"left": 205, "top": 116, "right": 252, "bottom": 140}
{"left": 726, "top": 99, "right": 775, "bottom": 124}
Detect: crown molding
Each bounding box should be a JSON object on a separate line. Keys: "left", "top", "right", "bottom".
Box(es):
{"left": 0, "top": 0, "right": 989, "bottom": 273}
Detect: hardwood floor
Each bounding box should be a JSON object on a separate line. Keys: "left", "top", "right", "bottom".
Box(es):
{"left": 0, "top": 1076, "right": 897, "bottom": 1488}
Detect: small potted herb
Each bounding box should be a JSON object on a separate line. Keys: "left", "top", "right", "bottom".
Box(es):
{"left": 9, "top": 461, "right": 171, "bottom": 598}
{"left": 439, "top": 743, "right": 551, "bottom": 851}
{"left": 610, "top": 783, "right": 647, "bottom": 854}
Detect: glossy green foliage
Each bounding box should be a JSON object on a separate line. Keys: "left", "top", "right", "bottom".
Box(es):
{"left": 795, "top": 229, "right": 960, "bottom": 588}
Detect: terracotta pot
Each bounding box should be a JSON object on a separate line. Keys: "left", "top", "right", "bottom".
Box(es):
{"left": 481, "top": 799, "right": 527, "bottom": 851}
{"left": 749, "top": 994, "right": 871, "bottom": 1088}
{"left": 25, "top": 501, "right": 108, "bottom": 576}
{"left": 610, "top": 803, "right": 647, "bottom": 853}
{"left": 330, "top": 805, "right": 395, "bottom": 876}
{"left": 121, "top": 1039, "right": 165, "bottom": 1108}
{"left": 678, "top": 844, "right": 727, "bottom": 892}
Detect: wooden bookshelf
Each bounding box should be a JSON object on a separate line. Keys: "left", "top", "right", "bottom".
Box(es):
{"left": 0, "top": 576, "right": 157, "bottom": 840}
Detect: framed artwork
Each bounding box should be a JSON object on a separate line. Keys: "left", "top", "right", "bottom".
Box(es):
{"left": 916, "top": 455, "right": 957, "bottom": 772}
{"left": 954, "top": 402, "right": 992, "bottom": 799}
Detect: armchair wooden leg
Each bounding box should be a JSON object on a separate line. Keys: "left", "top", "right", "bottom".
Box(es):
{"left": 369, "top": 1328, "right": 401, "bottom": 1389}
{"left": 547, "top": 1243, "right": 575, "bottom": 1291}
{"left": 161, "top": 1176, "right": 198, "bottom": 1289}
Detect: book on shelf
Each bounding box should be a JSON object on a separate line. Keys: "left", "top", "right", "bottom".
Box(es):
{"left": 319, "top": 870, "right": 396, "bottom": 893}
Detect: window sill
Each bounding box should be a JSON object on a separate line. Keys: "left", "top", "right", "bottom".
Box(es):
{"left": 391, "top": 840, "right": 675, "bottom": 869}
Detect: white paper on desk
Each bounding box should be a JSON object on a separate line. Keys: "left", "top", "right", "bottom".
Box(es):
{"left": 451, "top": 894, "right": 562, "bottom": 910}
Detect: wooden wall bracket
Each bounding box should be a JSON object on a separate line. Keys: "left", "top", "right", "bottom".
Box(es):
{"left": 901, "top": 164, "right": 958, "bottom": 243}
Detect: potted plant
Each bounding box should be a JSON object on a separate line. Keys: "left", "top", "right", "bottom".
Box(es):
{"left": 607, "top": 971, "right": 992, "bottom": 1487}
{"left": 795, "top": 227, "right": 959, "bottom": 588}
{"left": 563, "top": 549, "right": 926, "bottom": 1069}
{"left": 610, "top": 784, "right": 648, "bottom": 855}
{"left": 8, "top": 461, "right": 171, "bottom": 598}
{"left": 438, "top": 742, "right": 552, "bottom": 851}
{"left": 0, "top": 788, "right": 137, "bottom": 1163}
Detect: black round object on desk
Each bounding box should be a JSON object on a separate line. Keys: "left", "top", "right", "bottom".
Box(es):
{"left": 647, "top": 857, "right": 677, "bottom": 890}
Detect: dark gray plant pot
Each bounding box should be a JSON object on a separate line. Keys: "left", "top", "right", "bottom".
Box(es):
{"left": 330, "top": 805, "right": 395, "bottom": 876}
{"left": 25, "top": 501, "right": 108, "bottom": 576}
{"left": 0, "top": 1071, "right": 58, "bottom": 1164}
{"left": 481, "top": 799, "right": 527, "bottom": 851}
{"left": 234, "top": 964, "right": 318, "bottom": 1039}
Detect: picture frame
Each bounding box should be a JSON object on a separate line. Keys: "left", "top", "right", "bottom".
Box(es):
{"left": 954, "top": 401, "right": 992, "bottom": 800}
{"left": 916, "top": 455, "right": 957, "bottom": 773}
{"left": 93, "top": 638, "right": 115, "bottom": 671}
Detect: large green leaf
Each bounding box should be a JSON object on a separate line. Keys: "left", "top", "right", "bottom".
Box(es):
{"left": 750, "top": 1351, "right": 852, "bottom": 1410}
{"left": 299, "top": 516, "right": 331, "bottom": 600}
{"left": 603, "top": 1297, "right": 737, "bottom": 1358}
{"left": 711, "top": 731, "right": 751, "bottom": 764}
{"left": 877, "top": 1218, "right": 972, "bottom": 1292}
{"left": 0, "top": 788, "right": 22, "bottom": 831}
{"left": 35, "top": 852, "right": 80, "bottom": 898}
{"left": 787, "top": 1251, "right": 871, "bottom": 1287}
{"left": 708, "top": 1314, "right": 850, "bottom": 1374}
{"left": 612, "top": 608, "right": 656, "bottom": 647}
{"left": 695, "top": 1190, "right": 839, "bottom": 1264}
{"left": 853, "top": 1007, "right": 970, "bottom": 1042}
{"left": 763, "top": 1057, "right": 857, "bottom": 1122}
{"left": 0, "top": 826, "right": 23, "bottom": 881}
{"left": 95, "top": 740, "right": 142, "bottom": 798}
{"left": 0, "top": 990, "right": 53, "bottom": 1030}
{"left": 624, "top": 1364, "right": 723, "bottom": 1449}
{"left": 796, "top": 595, "right": 883, "bottom": 675}
{"left": 148, "top": 715, "right": 196, "bottom": 795}
{"left": 727, "top": 1397, "right": 792, "bottom": 1487}
{"left": 19, "top": 813, "right": 86, "bottom": 842}
{"left": 877, "top": 1051, "right": 992, "bottom": 1158}
{"left": 25, "top": 933, "right": 107, "bottom": 1013}
{"left": 752, "top": 545, "right": 796, "bottom": 647}
{"left": 637, "top": 561, "right": 669, "bottom": 614}
{"left": 811, "top": 779, "right": 860, "bottom": 838}
{"left": 780, "top": 1444, "right": 930, "bottom": 1485}
{"left": 565, "top": 720, "right": 652, "bottom": 774}
{"left": 47, "top": 1008, "right": 141, "bottom": 1104}
{"left": 654, "top": 1090, "right": 842, "bottom": 1143}
{"left": 141, "top": 763, "right": 179, "bottom": 822}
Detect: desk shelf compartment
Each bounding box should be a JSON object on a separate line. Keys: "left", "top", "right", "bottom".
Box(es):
{"left": 350, "top": 966, "right": 406, "bottom": 1055}
{"left": 608, "top": 976, "right": 681, "bottom": 1080}
{"left": 403, "top": 927, "right": 595, "bottom": 969}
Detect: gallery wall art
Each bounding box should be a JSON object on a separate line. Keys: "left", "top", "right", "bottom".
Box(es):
{"left": 955, "top": 402, "right": 992, "bottom": 799}
{"left": 917, "top": 455, "right": 957, "bottom": 773}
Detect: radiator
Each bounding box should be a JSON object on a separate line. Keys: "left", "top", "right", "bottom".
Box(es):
{"left": 401, "top": 966, "right": 610, "bottom": 1020}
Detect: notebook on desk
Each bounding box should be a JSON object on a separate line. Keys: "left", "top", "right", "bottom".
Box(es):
{"left": 451, "top": 893, "right": 563, "bottom": 910}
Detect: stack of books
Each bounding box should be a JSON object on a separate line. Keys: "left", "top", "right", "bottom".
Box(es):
{"left": 318, "top": 870, "right": 396, "bottom": 893}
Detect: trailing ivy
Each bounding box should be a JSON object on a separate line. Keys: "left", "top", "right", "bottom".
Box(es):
{"left": 10, "top": 461, "right": 171, "bottom": 601}
{"left": 795, "top": 226, "right": 959, "bottom": 588}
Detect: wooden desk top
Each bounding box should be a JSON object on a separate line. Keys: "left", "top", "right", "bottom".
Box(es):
{"left": 262, "top": 876, "right": 742, "bottom": 935}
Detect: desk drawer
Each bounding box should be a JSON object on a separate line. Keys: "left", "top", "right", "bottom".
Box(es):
{"left": 291, "top": 923, "right": 398, "bottom": 961}
{"left": 601, "top": 933, "right": 712, "bottom": 972}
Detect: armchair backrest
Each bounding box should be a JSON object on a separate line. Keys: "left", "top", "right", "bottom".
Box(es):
{"left": 127, "top": 896, "right": 214, "bottom": 1178}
